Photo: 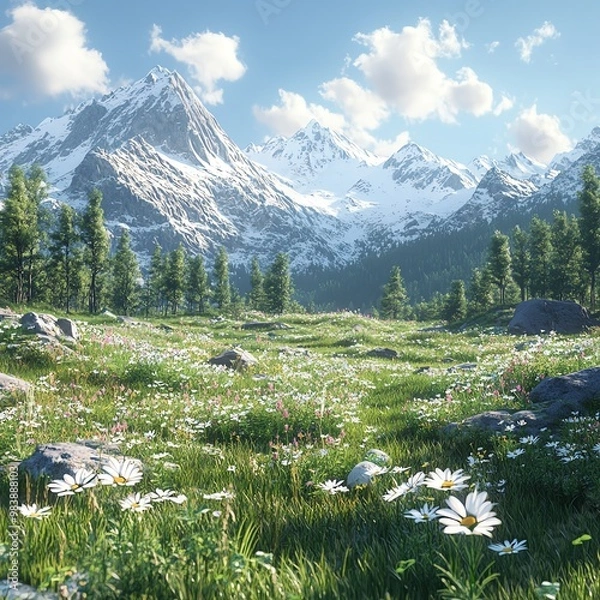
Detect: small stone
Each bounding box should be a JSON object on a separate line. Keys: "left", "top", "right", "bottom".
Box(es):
{"left": 347, "top": 461, "right": 382, "bottom": 488}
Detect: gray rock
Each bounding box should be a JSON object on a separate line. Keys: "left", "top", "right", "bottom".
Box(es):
{"left": 508, "top": 299, "right": 596, "bottom": 335}
{"left": 208, "top": 347, "right": 258, "bottom": 370}
{"left": 0, "top": 373, "right": 32, "bottom": 397}
{"left": 241, "top": 322, "right": 291, "bottom": 331}
{"left": 0, "top": 307, "right": 19, "bottom": 322}
{"left": 0, "top": 581, "right": 58, "bottom": 599}
{"left": 447, "top": 367, "right": 600, "bottom": 435}
{"left": 347, "top": 461, "right": 382, "bottom": 488}
{"left": 18, "top": 442, "right": 135, "bottom": 481}
{"left": 56, "top": 318, "right": 78, "bottom": 340}
{"left": 366, "top": 347, "right": 398, "bottom": 359}
{"left": 100, "top": 309, "right": 118, "bottom": 319}
{"left": 529, "top": 367, "right": 600, "bottom": 414}
{"left": 19, "top": 312, "right": 78, "bottom": 341}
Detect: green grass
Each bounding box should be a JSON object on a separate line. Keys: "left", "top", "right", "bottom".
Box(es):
{"left": 1, "top": 311, "right": 600, "bottom": 598}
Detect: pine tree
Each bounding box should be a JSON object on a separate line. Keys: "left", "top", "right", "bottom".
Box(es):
{"left": 81, "top": 188, "right": 109, "bottom": 313}
{"left": 528, "top": 216, "right": 552, "bottom": 299}
{"left": 511, "top": 225, "right": 530, "bottom": 302}
{"left": 444, "top": 280, "right": 467, "bottom": 323}
{"left": 164, "top": 245, "right": 186, "bottom": 315}
{"left": 48, "top": 203, "right": 82, "bottom": 313}
{"left": 186, "top": 254, "right": 210, "bottom": 314}
{"left": 468, "top": 268, "right": 493, "bottom": 314}
{"left": 549, "top": 211, "right": 583, "bottom": 301}
{"left": 24, "top": 164, "right": 47, "bottom": 303}
{"left": 380, "top": 265, "right": 408, "bottom": 319}
{"left": 264, "top": 252, "right": 293, "bottom": 313}
{"left": 0, "top": 166, "right": 33, "bottom": 303}
{"left": 486, "top": 231, "right": 511, "bottom": 305}
{"left": 578, "top": 165, "right": 600, "bottom": 309}
{"left": 111, "top": 229, "right": 141, "bottom": 315}
{"left": 248, "top": 256, "right": 266, "bottom": 311}
{"left": 213, "top": 246, "right": 231, "bottom": 310}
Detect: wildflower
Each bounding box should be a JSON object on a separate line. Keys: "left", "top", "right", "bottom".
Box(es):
{"left": 506, "top": 448, "right": 525, "bottom": 459}
{"left": 519, "top": 435, "right": 539, "bottom": 445}
{"left": 390, "top": 466, "right": 411, "bottom": 475}
{"left": 405, "top": 471, "right": 426, "bottom": 492}
{"left": 437, "top": 489, "right": 501, "bottom": 537}
{"left": 98, "top": 457, "right": 143, "bottom": 486}
{"left": 593, "top": 443, "right": 600, "bottom": 455}
{"left": 404, "top": 503, "right": 439, "bottom": 523}
{"left": 317, "top": 479, "right": 349, "bottom": 495}
{"left": 488, "top": 539, "right": 528, "bottom": 555}
{"left": 18, "top": 504, "right": 52, "bottom": 520}
{"left": 48, "top": 468, "right": 97, "bottom": 496}
{"left": 120, "top": 492, "right": 153, "bottom": 512}
{"left": 149, "top": 488, "right": 187, "bottom": 504}
{"left": 424, "top": 468, "right": 470, "bottom": 491}
{"left": 383, "top": 484, "right": 409, "bottom": 502}
{"left": 203, "top": 489, "right": 235, "bottom": 501}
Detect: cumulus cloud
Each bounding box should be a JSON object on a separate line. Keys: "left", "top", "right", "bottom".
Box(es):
{"left": 252, "top": 89, "right": 345, "bottom": 137}
{"left": 352, "top": 19, "right": 493, "bottom": 122}
{"left": 508, "top": 104, "right": 572, "bottom": 163}
{"left": 150, "top": 25, "right": 246, "bottom": 105}
{"left": 0, "top": 3, "right": 109, "bottom": 98}
{"left": 319, "top": 77, "right": 389, "bottom": 130}
{"left": 493, "top": 95, "right": 514, "bottom": 116}
{"left": 516, "top": 21, "right": 560, "bottom": 63}
{"left": 486, "top": 41, "right": 500, "bottom": 53}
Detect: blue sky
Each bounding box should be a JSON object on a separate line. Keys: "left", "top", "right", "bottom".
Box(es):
{"left": 0, "top": 0, "right": 599, "bottom": 164}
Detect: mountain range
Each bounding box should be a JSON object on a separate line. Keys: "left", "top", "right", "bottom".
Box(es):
{"left": 1, "top": 66, "right": 600, "bottom": 278}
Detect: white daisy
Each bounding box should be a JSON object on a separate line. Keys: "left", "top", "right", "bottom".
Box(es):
{"left": 203, "top": 489, "right": 235, "bottom": 501}
{"left": 404, "top": 503, "right": 439, "bottom": 523}
{"left": 437, "top": 489, "right": 501, "bottom": 537}
{"left": 18, "top": 503, "right": 52, "bottom": 520}
{"left": 48, "top": 468, "right": 97, "bottom": 496}
{"left": 424, "top": 468, "right": 470, "bottom": 491}
{"left": 488, "top": 539, "right": 528, "bottom": 555}
{"left": 506, "top": 448, "right": 525, "bottom": 459}
{"left": 317, "top": 479, "right": 349, "bottom": 495}
{"left": 98, "top": 457, "right": 143, "bottom": 487}
{"left": 148, "top": 488, "right": 187, "bottom": 504}
{"left": 119, "top": 492, "right": 153, "bottom": 512}
{"left": 383, "top": 484, "right": 409, "bottom": 502}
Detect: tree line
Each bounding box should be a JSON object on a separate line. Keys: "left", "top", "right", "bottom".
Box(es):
{"left": 0, "top": 165, "right": 294, "bottom": 316}
{"left": 379, "top": 165, "right": 600, "bottom": 322}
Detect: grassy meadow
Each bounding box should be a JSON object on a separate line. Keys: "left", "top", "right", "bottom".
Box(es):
{"left": 1, "top": 310, "right": 600, "bottom": 599}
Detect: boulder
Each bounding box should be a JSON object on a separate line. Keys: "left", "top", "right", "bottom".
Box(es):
{"left": 347, "top": 461, "right": 382, "bottom": 488}
{"left": 241, "top": 322, "right": 291, "bottom": 331}
{"left": 18, "top": 441, "right": 131, "bottom": 481}
{"left": 208, "top": 347, "right": 258, "bottom": 370}
{"left": 366, "top": 347, "right": 398, "bottom": 359}
{"left": 20, "top": 312, "right": 78, "bottom": 341}
{"left": 446, "top": 367, "right": 600, "bottom": 435}
{"left": 529, "top": 367, "right": 600, "bottom": 415}
{"left": 508, "top": 299, "right": 596, "bottom": 335}
{"left": 0, "top": 373, "right": 32, "bottom": 398}
{"left": 0, "top": 581, "right": 58, "bottom": 599}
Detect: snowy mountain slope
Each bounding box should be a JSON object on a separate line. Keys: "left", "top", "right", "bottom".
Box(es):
{"left": 0, "top": 67, "right": 350, "bottom": 267}
{"left": 3, "top": 64, "right": 600, "bottom": 273}
{"left": 438, "top": 168, "right": 539, "bottom": 231}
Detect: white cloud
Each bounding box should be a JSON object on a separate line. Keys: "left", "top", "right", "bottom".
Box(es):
{"left": 150, "top": 25, "right": 246, "bottom": 105}
{"left": 319, "top": 77, "right": 389, "bottom": 130}
{"left": 0, "top": 3, "right": 109, "bottom": 98}
{"left": 516, "top": 21, "right": 560, "bottom": 63}
{"left": 486, "top": 41, "right": 500, "bottom": 53}
{"left": 253, "top": 89, "right": 407, "bottom": 159}
{"left": 508, "top": 104, "right": 572, "bottom": 163}
{"left": 493, "top": 95, "right": 514, "bottom": 116}
{"left": 352, "top": 19, "right": 493, "bottom": 123}
{"left": 252, "top": 89, "right": 345, "bottom": 137}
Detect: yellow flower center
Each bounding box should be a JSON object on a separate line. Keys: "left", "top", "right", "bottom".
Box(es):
{"left": 441, "top": 480, "right": 454, "bottom": 489}
{"left": 460, "top": 516, "right": 477, "bottom": 528}
{"left": 71, "top": 483, "right": 81, "bottom": 490}
{"left": 114, "top": 476, "right": 127, "bottom": 485}
{"left": 500, "top": 547, "right": 513, "bottom": 554}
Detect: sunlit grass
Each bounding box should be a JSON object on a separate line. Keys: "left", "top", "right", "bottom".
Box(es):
{"left": 0, "top": 311, "right": 599, "bottom": 598}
